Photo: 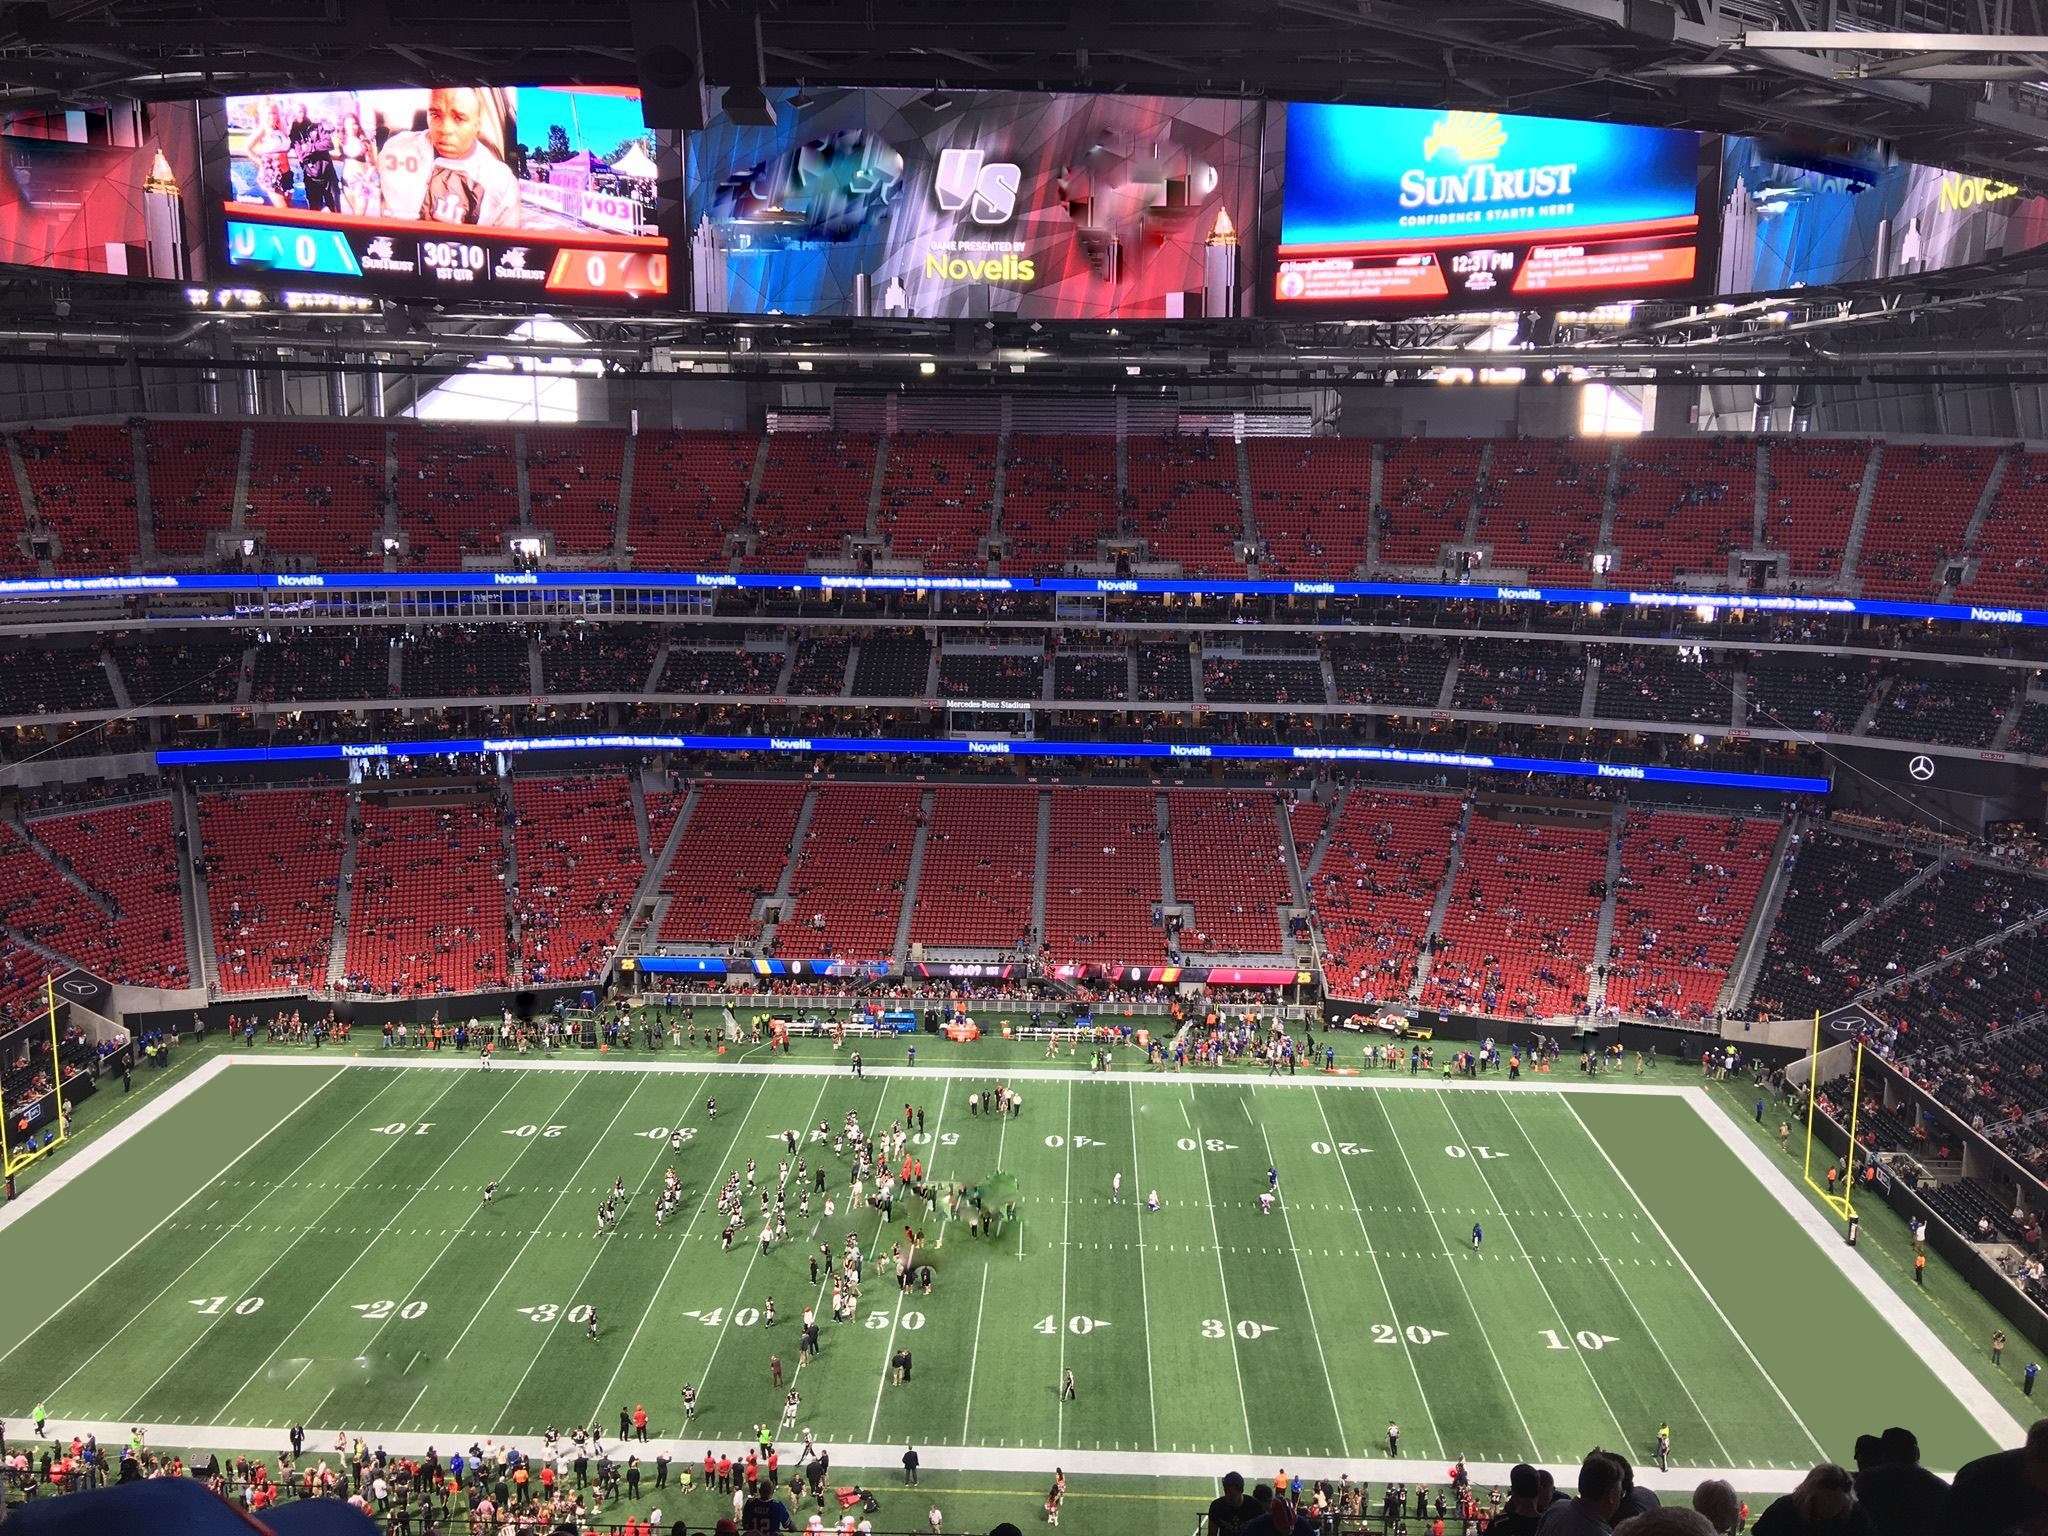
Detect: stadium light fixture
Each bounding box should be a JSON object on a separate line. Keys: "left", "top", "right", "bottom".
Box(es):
{"left": 920, "top": 361, "right": 937, "bottom": 375}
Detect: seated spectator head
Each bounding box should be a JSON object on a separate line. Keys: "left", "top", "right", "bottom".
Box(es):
{"left": 1851, "top": 1434, "right": 1883, "bottom": 1471}
{"left": 1777, "top": 1464, "right": 1857, "bottom": 1528}
{"left": 1575, "top": 1452, "right": 1627, "bottom": 1519}
{"left": 1617, "top": 1513, "right": 1714, "bottom": 1536}
{"left": 1507, "top": 1463, "right": 1543, "bottom": 1512}
{"left": 1877, "top": 1427, "right": 1922, "bottom": 1466}
{"left": 1690, "top": 1480, "right": 1740, "bottom": 1534}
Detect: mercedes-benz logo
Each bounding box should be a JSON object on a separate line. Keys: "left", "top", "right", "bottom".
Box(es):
{"left": 59, "top": 977, "right": 98, "bottom": 998}
{"left": 1908, "top": 755, "right": 1936, "bottom": 782}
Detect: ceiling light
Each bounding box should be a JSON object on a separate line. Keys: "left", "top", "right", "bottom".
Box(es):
{"left": 919, "top": 361, "right": 936, "bottom": 375}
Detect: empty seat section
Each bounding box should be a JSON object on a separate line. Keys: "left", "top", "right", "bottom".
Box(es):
{"left": 877, "top": 432, "right": 994, "bottom": 569}
{"left": 1609, "top": 438, "right": 1755, "bottom": 585}
{"left": 627, "top": 430, "right": 756, "bottom": 567}
{"left": 30, "top": 801, "right": 188, "bottom": 987}
{"left": 395, "top": 625, "right": 531, "bottom": 698}
{"left": 395, "top": 426, "right": 519, "bottom": 563}
{"left": 1422, "top": 816, "right": 1608, "bottom": 1019}
{"left": 145, "top": 421, "right": 242, "bottom": 558}
{"left": 1856, "top": 443, "right": 1995, "bottom": 598}
{"left": 1474, "top": 440, "right": 1608, "bottom": 580}
{"left": 657, "top": 780, "right": 808, "bottom": 945}
{"left": 343, "top": 799, "right": 507, "bottom": 995}
{"left": 1328, "top": 633, "right": 1453, "bottom": 707}
{"left": 1000, "top": 434, "right": 1119, "bottom": 570}
{"left": 115, "top": 635, "right": 249, "bottom": 707}
{"left": 909, "top": 786, "right": 1036, "bottom": 952}
{"left": 939, "top": 649, "right": 1042, "bottom": 699}
{"left": 1965, "top": 451, "right": 2048, "bottom": 604}
{"left": 200, "top": 788, "right": 346, "bottom": 993}
{"left": 1378, "top": 439, "right": 1482, "bottom": 567}
{"left": 510, "top": 775, "right": 640, "bottom": 985}
{"left": 245, "top": 422, "right": 387, "bottom": 569}
{"left": 525, "top": 426, "right": 623, "bottom": 555}
{"left": 1167, "top": 791, "right": 1289, "bottom": 953}
{"left": 1043, "top": 788, "right": 1163, "bottom": 965}
{"left": 250, "top": 630, "right": 391, "bottom": 703}
{"left": 541, "top": 625, "right": 662, "bottom": 692}
{"left": 1605, "top": 812, "right": 1778, "bottom": 1021}
{"left": 1312, "top": 790, "right": 1462, "bottom": 1004}
{"left": 1764, "top": 437, "right": 1870, "bottom": 581}
{"left": 1125, "top": 434, "right": 1243, "bottom": 573}
{"left": 1246, "top": 437, "right": 1373, "bottom": 576}
{"left": 18, "top": 425, "right": 139, "bottom": 573}
{"left": 1451, "top": 639, "right": 1585, "bottom": 715}
{"left": 658, "top": 645, "right": 785, "bottom": 695}
{"left": 750, "top": 432, "right": 877, "bottom": 571}
{"left": 777, "top": 784, "right": 920, "bottom": 960}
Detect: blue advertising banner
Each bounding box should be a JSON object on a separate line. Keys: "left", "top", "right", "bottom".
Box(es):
{"left": 5, "top": 567, "right": 2034, "bottom": 630}
{"left": 155, "top": 731, "right": 1831, "bottom": 795}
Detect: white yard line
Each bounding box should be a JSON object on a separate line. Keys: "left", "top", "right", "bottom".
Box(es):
{"left": 1373, "top": 1090, "right": 1542, "bottom": 1458}
{"left": 1255, "top": 1115, "right": 1351, "bottom": 1459}
{"left": 307, "top": 1072, "right": 595, "bottom": 1429}
{"left": 1427, "top": 1088, "right": 1633, "bottom": 1454}
{"left": 490, "top": 1074, "right": 690, "bottom": 1427}
{"left": 1499, "top": 1093, "right": 1735, "bottom": 1465}
{"left": 0, "top": 1057, "right": 341, "bottom": 1372}
{"left": 583, "top": 1070, "right": 747, "bottom": 1421}
{"left": 1669, "top": 1094, "right": 2022, "bottom": 1450}
{"left": 958, "top": 1093, "right": 1010, "bottom": 1445}
{"left": 411, "top": 1072, "right": 655, "bottom": 1422}
{"left": 49, "top": 1415, "right": 1822, "bottom": 1494}
{"left": 1124, "top": 1080, "right": 1159, "bottom": 1455}
{"left": 1305, "top": 1086, "right": 1445, "bottom": 1463}
{"left": 34, "top": 1069, "right": 394, "bottom": 1410}
{"left": 219, "top": 1072, "right": 528, "bottom": 1422}
{"left": 1054, "top": 1080, "right": 1074, "bottom": 1449}
{"left": 687, "top": 1077, "right": 833, "bottom": 1412}
{"left": 120, "top": 1068, "right": 474, "bottom": 1421}
{"left": 864, "top": 1081, "right": 953, "bottom": 1441}
{"left": 1186, "top": 1084, "right": 1255, "bottom": 1455}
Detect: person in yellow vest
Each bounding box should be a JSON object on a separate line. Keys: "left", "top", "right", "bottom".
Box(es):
{"left": 1915, "top": 1252, "right": 1927, "bottom": 1286}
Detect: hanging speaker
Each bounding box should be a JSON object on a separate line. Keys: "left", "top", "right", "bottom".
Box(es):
{"left": 631, "top": 0, "right": 708, "bottom": 132}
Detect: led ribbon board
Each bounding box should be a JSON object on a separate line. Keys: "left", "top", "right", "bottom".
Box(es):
{"left": 155, "top": 732, "right": 1830, "bottom": 795}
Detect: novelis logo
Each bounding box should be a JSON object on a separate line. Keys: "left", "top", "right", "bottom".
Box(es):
{"left": 934, "top": 147, "right": 1022, "bottom": 226}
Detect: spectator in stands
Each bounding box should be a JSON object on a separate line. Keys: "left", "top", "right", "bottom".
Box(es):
{"left": 1488, "top": 1464, "right": 1549, "bottom": 1535}
{"left": 1691, "top": 1480, "right": 1741, "bottom": 1534}
{"left": 1753, "top": 1464, "right": 1864, "bottom": 1536}
{"left": 1851, "top": 1426, "right": 1946, "bottom": 1536}
{"left": 1538, "top": 1451, "right": 1626, "bottom": 1536}
{"left": 1938, "top": 1416, "right": 2048, "bottom": 1536}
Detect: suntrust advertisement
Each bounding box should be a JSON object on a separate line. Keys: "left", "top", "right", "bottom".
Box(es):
{"left": 685, "top": 87, "right": 1260, "bottom": 318}
{"left": 1266, "top": 101, "right": 1711, "bottom": 312}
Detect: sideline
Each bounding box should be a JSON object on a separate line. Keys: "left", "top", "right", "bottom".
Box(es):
{"left": 23, "top": 1416, "right": 1815, "bottom": 1497}
{"left": 1683, "top": 1090, "right": 2025, "bottom": 1449}
{"left": 213, "top": 1051, "right": 1699, "bottom": 1097}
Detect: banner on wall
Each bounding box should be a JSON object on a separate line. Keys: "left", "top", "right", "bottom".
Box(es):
{"left": 685, "top": 87, "right": 1260, "bottom": 318}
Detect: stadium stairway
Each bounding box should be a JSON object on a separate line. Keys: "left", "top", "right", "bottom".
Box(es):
{"left": 1409, "top": 796, "right": 1472, "bottom": 1002}
{"left": 1031, "top": 789, "right": 1050, "bottom": 948}
{"left": 325, "top": 794, "right": 359, "bottom": 990}
{"left": 757, "top": 786, "right": 818, "bottom": 952}
{"left": 171, "top": 777, "right": 214, "bottom": 991}
{"left": 1586, "top": 808, "right": 1625, "bottom": 1013}
{"left": 892, "top": 788, "right": 933, "bottom": 967}
{"left": 501, "top": 792, "right": 522, "bottom": 974}
{"left": 1838, "top": 442, "right": 1885, "bottom": 590}
{"left": 1299, "top": 785, "right": 1344, "bottom": 883}
{"left": 629, "top": 778, "right": 697, "bottom": 954}
{"left": 1721, "top": 814, "right": 1801, "bottom": 1017}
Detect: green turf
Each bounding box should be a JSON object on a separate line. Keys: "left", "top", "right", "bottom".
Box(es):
{"left": 0, "top": 1047, "right": 2008, "bottom": 1535}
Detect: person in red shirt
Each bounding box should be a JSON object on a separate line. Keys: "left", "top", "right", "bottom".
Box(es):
{"left": 745, "top": 1453, "right": 759, "bottom": 1490}
{"left": 768, "top": 1449, "right": 780, "bottom": 1484}
{"left": 634, "top": 1404, "right": 649, "bottom": 1441}
{"left": 717, "top": 1453, "right": 732, "bottom": 1492}
{"left": 704, "top": 1450, "right": 716, "bottom": 1488}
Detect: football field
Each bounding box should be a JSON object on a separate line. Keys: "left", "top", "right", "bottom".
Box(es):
{"left": 0, "top": 1046, "right": 2018, "bottom": 1513}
